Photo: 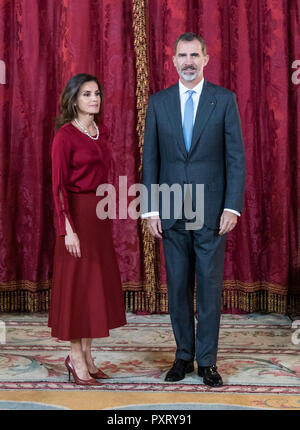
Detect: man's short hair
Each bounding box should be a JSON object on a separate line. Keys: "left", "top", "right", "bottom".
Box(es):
{"left": 174, "top": 32, "right": 207, "bottom": 56}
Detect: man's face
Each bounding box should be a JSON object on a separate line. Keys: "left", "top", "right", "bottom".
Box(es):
{"left": 173, "top": 39, "right": 209, "bottom": 83}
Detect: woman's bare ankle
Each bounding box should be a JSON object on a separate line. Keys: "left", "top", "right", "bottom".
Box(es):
{"left": 84, "top": 355, "right": 98, "bottom": 372}
{"left": 69, "top": 351, "right": 91, "bottom": 380}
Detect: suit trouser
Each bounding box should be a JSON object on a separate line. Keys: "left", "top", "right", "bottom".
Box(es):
{"left": 162, "top": 219, "right": 227, "bottom": 366}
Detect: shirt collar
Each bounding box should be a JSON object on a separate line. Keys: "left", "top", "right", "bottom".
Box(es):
{"left": 179, "top": 77, "right": 204, "bottom": 96}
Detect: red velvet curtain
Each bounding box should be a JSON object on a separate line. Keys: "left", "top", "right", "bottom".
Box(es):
{"left": 0, "top": 0, "right": 142, "bottom": 310}
{"left": 0, "top": 0, "right": 300, "bottom": 313}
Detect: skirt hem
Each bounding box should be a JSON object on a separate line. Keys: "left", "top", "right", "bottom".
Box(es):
{"left": 48, "top": 319, "right": 127, "bottom": 341}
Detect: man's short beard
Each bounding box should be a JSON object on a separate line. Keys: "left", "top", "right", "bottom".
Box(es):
{"left": 179, "top": 68, "right": 201, "bottom": 82}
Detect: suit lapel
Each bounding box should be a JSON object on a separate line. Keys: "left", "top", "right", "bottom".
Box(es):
{"left": 189, "top": 79, "right": 217, "bottom": 156}
{"left": 163, "top": 83, "right": 188, "bottom": 158}
{"left": 162, "top": 80, "right": 217, "bottom": 158}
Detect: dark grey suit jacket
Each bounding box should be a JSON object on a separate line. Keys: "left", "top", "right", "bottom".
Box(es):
{"left": 142, "top": 79, "right": 245, "bottom": 230}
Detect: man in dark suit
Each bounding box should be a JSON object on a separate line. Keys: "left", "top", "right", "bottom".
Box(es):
{"left": 141, "top": 33, "right": 245, "bottom": 386}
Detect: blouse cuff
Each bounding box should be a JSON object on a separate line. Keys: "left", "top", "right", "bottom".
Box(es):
{"left": 58, "top": 212, "right": 76, "bottom": 236}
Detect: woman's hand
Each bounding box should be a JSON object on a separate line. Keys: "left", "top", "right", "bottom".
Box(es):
{"left": 65, "top": 231, "right": 81, "bottom": 258}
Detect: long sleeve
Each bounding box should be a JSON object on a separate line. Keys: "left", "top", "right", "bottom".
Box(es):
{"left": 141, "top": 95, "right": 160, "bottom": 215}
{"left": 224, "top": 93, "right": 246, "bottom": 213}
{"left": 51, "top": 132, "right": 76, "bottom": 236}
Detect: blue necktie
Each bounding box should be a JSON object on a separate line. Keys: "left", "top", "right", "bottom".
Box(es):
{"left": 183, "top": 90, "right": 195, "bottom": 152}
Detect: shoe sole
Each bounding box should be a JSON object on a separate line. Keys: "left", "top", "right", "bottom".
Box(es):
{"left": 203, "top": 379, "right": 223, "bottom": 387}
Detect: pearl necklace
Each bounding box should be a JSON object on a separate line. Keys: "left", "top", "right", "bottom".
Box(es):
{"left": 74, "top": 118, "right": 99, "bottom": 140}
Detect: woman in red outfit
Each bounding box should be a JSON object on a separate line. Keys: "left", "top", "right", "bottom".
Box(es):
{"left": 48, "top": 73, "right": 126, "bottom": 386}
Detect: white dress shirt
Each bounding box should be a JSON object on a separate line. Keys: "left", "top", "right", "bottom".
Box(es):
{"left": 179, "top": 78, "right": 204, "bottom": 125}
{"left": 142, "top": 79, "right": 240, "bottom": 218}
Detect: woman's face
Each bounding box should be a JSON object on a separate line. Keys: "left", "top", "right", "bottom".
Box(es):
{"left": 75, "top": 81, "right": 101, "bottom": 115}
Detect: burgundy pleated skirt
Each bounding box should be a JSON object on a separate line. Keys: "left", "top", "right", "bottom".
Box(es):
{"left": 48, "top": 192, "right": 126, "bottom": 341}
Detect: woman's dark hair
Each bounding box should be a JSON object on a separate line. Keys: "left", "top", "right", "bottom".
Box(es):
{"left": 55, "top": 73, "right": 103, "bottom": 130}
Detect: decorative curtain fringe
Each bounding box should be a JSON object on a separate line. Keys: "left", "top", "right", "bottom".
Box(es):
{"left": 1, "top": 289, "right": 299, "bottom": 314}
{"left": 0, "top": 290, "right": 49, "bottom": 313}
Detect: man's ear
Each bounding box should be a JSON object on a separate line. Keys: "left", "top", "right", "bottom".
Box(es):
{"left": 204, "top": 55, "right": 210, "bottom": 67}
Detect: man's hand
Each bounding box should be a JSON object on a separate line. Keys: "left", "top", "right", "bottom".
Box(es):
{"left": 147, "top": 216, "right": 163, "bottom": 239}
{"left": 219, "top": 211, "right": 238, "bottom": 235}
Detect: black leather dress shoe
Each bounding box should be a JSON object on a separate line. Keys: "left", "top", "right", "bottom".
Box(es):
{"left": 165, "top": 359, "right": 194, "bottom": 382}
{"left": 198, "top": 365, "right": 223, "bottom": 387}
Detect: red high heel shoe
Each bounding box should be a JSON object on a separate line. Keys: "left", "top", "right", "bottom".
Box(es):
{"left": 89, "top": 368, "right": 109, "bottom": 379}
{"left": 65, "top": 356, "right": 101, "bottom": 386}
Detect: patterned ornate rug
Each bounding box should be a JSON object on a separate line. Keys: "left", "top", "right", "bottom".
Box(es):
{"left": 0, "top": 312, "right": 299, "bottom": 410}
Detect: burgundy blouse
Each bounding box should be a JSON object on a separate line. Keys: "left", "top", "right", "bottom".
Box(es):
{"left": 51, "top": 122, "right": 112, "bottom": 236}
